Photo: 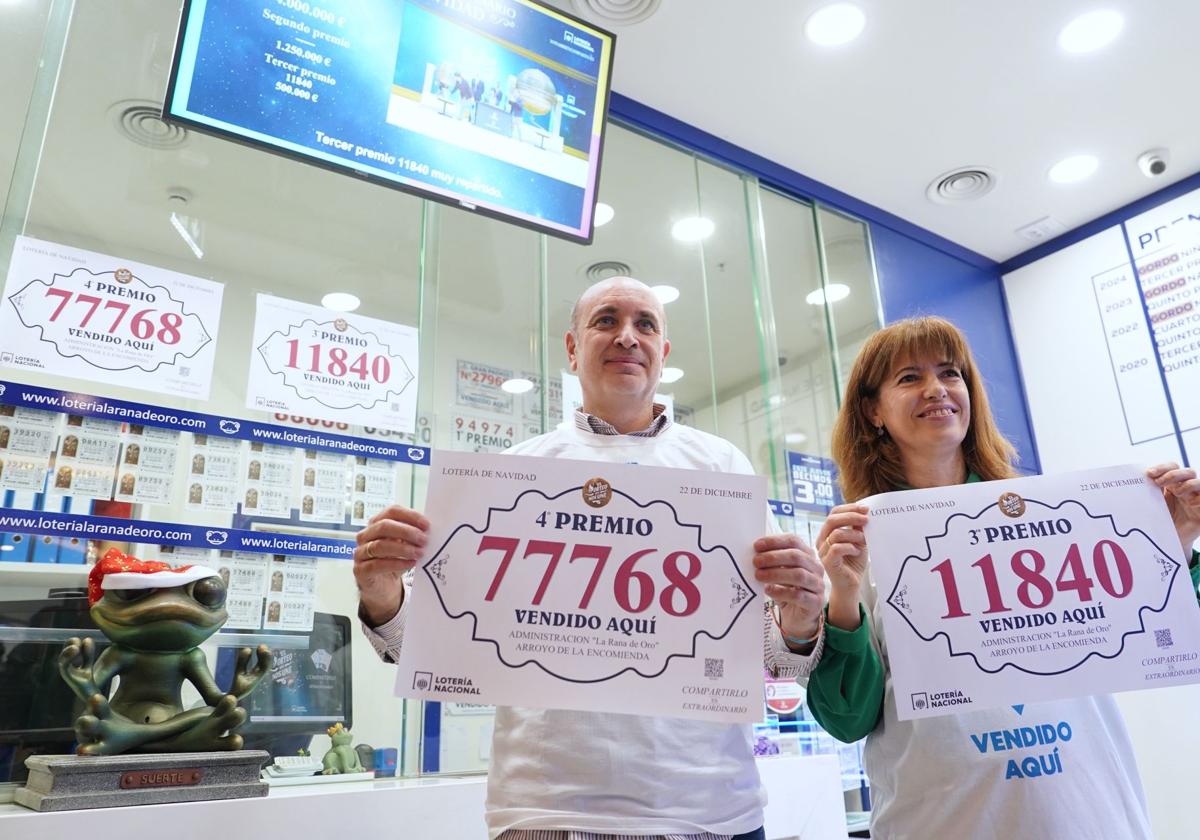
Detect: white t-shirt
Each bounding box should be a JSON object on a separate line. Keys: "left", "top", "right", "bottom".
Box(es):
{"left": 858, "top": 562, "right": 1153, "bottom": 840}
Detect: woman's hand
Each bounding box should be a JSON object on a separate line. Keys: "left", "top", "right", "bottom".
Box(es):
{"left": 1147, "top": 463, "right": 1200, "bottom": 553}
{"left": 815, "top": 504, "right": 870, "bottom": 631}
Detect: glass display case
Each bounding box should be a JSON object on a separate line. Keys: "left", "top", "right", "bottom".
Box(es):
{"left": 0, "top": 0, "right": 881, "bottom": 808}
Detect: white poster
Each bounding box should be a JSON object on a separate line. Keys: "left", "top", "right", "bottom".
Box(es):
{"left": 116, "top": 425, "right": 181, "bottom": 505}
{"left": 397, "top": 450, "right": 767, "bottom": 722}
{"left": 0, "top": 235, "right": 223, "bottom": 399}
{"left": 866, "top": 465, "right": 1200, "bottom": 721}
{"left": 51, "top": 415, "right": 121, "bottom": 500}
{"left": 244, "top": 442, "right": 299, "bottom": 518}
{"left": 184, "top": 434, "right": 246, "bottom": 513}
{"left": 0, "top": 405, "right": 58, "bottom": 492}
{"left": 246, "top": 294, "right": 418, "bottom": 433}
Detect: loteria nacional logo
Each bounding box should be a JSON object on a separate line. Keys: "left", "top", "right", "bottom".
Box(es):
{"left": 582, "top": 477, "right": 612, "bottom": 508}
{"left": 334, "top": 318, "right": 348, "bottom": 332}
{"left": 998, "top": 491, "right": 1026, "bottom": 518}
{"left": 114, "top": 268, "right": 133, "bottom": 284}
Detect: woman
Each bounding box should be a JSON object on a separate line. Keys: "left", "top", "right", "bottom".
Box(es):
{"left": 805, "top": 316, "right": 1200, "bottom": 839}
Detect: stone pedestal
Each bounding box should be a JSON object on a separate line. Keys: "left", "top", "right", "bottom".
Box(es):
{"left": 14, "top": 750, "right": 270, "bottom": 812}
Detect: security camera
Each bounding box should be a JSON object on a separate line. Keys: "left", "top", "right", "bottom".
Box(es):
{"left": 1137, "top": 149, "right": 1169, "bottom": 178}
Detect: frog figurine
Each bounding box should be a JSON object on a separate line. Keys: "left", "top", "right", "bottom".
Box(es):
{"left": 57, "top": 548, "right": 272, "bottom": 755}
{"left": 321, "top": 722, "right": 364, "bottom": 774}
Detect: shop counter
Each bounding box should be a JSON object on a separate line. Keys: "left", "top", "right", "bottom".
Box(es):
{"left": 0, "top": 754, "right": 848, "bottom": 840}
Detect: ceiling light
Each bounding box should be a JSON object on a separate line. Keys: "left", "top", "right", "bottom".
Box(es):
{"left": 785, "top": 432, "right": 808, "bottom": 446}
{"left": 671, "top": 217, "right": 714, "bottom": 242}
{"left": 594, "top": 202, "right": 614, "bottom": 227}
{"left": 321, "top": 292, "right": 361, "bottom": 312}
{"left": 1048, "top": 154, "right": 1099, "bottom": 184}
{"left": 651, "top": 285, "right": 680, "bottom": 304}
{"left": 805, "top": 283, "right": 851, "bottom": 305}
{"left": 660, "top": 367, "right": 684, "bottom": 384}
{"left": 804, "top": 3, "right": 866, "bottom": 47}
{"left": 169, "top": 212, "right": 204, "bottom": 260}
{"left": 1057, "top": 10, "right": 1124, "bottom": 54}
{"left": 0, "top": 545, "right": 12, "bottom": 552}
{"left": 501, "top": 378, "right": 535, "bottom": 394}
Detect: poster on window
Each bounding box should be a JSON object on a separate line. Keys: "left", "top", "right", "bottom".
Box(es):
{"left": 246, "top": 294, "right": 418, "bottom": 433}
{"left": 0, "top": 236, "right": 223, "bottom": 399}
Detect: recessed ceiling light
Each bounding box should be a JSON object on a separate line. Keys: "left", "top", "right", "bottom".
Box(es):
{"left": 805, "top": 283, "right": 851, "bottom": 305}
{"left": 671, "top": 216, "right": 714, "bottom": 242}
{"left": 660, "top": 367, "right": 685, "bottom": 384}
{"left": 1057, "top": 10, "right": 1124, "bottom": 54}
{"left": 501, "top": 378, "right": 535, "bottom": 394}
{"left": 594, "top": 202, "right": 614, "bottom": 227}
{"left": 785, "top": 432, "right": 808, "bottom": 446}
{"left": 1048, "top": 154, "right": 1099, "bottom": 184}
{"left": 804, "top": 3, "right": 866, "bottom": 47}
{"left": 651, "top": 285, "right": 680, "bottom": 304}
{"left": 321, "top": 292, "right": 361, "bottom": 312}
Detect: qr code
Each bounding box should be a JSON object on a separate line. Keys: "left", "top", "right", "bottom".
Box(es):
{"left": 391, "top": 402, "right": 400, "bottom": 411}
{"left": 1155, "top": 629, "right": 1174, "bottom": 649}
{"left": 179, "top": 367, "right": 190, "bottom": 377}
{"left": 704, "top": 658, "right": 724, "bottom": 680}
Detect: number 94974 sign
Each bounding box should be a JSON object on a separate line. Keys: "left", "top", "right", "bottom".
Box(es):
{"left": 867, "top": 465, "right": 1200, "bottom": 720}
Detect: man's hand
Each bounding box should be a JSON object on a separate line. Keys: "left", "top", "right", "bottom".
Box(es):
{"left": 815, "top": 504, "right": 870, "bottom": 632}
{"left": 354, "top": 505, "right": 430, "bottom": 627}
{"left": 1147, "top": 463, "right": 1200, "bottom": 553}
{"left": 753, "top": 533, "right": 824, "bottom": 649}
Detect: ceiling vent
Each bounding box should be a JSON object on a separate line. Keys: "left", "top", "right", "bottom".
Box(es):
{"left": 925, "top": 167, "right": 997, "bottom": 204}
{"left": 584, "top": 260, "right": 633, "bottom": 281}
{"left": 110, "top": 100, "right": 189, "bottom": 150}
{"left": 572, "top": 0, "right": 661, "bottom": 25}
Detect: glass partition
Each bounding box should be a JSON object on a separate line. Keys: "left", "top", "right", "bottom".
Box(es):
{"left": 0, "top": 1, "right": 883, "bottom": 793}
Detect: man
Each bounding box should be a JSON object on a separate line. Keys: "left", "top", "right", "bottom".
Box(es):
{"left": 354, "top": 277, "right": 826, "bottom": 840}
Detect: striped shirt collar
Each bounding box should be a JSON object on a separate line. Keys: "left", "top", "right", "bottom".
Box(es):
{"left": 574, "top": 402, "right": 671, "bottom": 437}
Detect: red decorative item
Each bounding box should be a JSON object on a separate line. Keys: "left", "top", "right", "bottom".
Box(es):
{"left": 87, "top": 548, "right": 193, "bottom": 606}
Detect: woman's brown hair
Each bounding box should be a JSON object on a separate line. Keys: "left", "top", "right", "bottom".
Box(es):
{"left": 832, "top": 317, "right": 1017, "bottom": 501}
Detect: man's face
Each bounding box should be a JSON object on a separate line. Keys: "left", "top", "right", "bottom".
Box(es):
{"left": 566, "top": 281, "right": 670, "bottom": 412}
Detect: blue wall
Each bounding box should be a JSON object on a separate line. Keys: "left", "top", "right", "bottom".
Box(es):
{"left": 609, "top": 94, "right": 1040, "bottom": 474}
{"left": 869, "top": 227, "right": 1038, "bottom": 472}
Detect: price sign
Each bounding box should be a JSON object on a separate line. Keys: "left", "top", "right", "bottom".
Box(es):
{"left": 868, "top": 465, "right": 1200, "bottom": 720}
{"left": 0, "top": 236, "right": 223, "bottom": 399}
{"left": 396, "top": 450, "right": 768, "bottom": 722}
{"left": 246, "top": 294, "right": 418, "bottom": 433}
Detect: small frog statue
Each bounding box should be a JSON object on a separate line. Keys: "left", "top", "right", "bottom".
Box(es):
{"left": 321, "top": 722, "right": 364, "bottom": 775}
{"left": 58, "top": 548, "right": 272, "bottom": 755}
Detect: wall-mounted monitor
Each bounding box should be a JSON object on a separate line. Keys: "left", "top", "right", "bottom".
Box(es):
{"left": 164, "top": 0, "right": 616, "bottom": 243}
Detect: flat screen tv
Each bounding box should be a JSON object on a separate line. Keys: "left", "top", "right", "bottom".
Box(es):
{"left": 164, "top": 0, "right": 616, "bottom": 243}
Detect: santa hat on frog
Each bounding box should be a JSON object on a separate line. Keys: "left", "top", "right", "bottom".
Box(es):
{"left": 88, "top": 547, "right": 220, "bottom": 605}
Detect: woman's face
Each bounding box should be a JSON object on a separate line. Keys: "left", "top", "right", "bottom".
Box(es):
{"left": 870, "top": 355, "right": 971, "bottom": 464}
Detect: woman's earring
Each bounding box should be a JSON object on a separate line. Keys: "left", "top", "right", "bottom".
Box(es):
{"left": 875, "top": 424, "right": 886, "bottom": 437}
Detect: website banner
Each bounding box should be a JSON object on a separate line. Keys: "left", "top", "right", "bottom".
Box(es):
{"left": 0, "top": 379, "right": 429, "bottom": 465}
{"left": 0, "top": 506, "right": 353, "bottom": 560}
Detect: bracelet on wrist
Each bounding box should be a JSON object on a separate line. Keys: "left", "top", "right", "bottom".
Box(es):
{"left": 771, "top": 602, "right": 820, "bottom": 647}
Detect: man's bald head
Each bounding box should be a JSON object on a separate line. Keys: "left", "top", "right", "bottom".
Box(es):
{"left": 569, "top": 277, "right": 667, "bottom": 338}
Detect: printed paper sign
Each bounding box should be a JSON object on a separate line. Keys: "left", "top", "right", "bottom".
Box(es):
{"left": 247, "top": 294, "right": 417, "bottom": 433}
{"left": 0, "top": 405, "right": 58, "bottom": 492}
{"left": 867, "top": 465, "right": 1200, "bottom": 720}
{"left": 0, "top": 235, "right": 223, "bottom": 399}
{"left": 396, "top": 450, "right": 767, "bottom": 722}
